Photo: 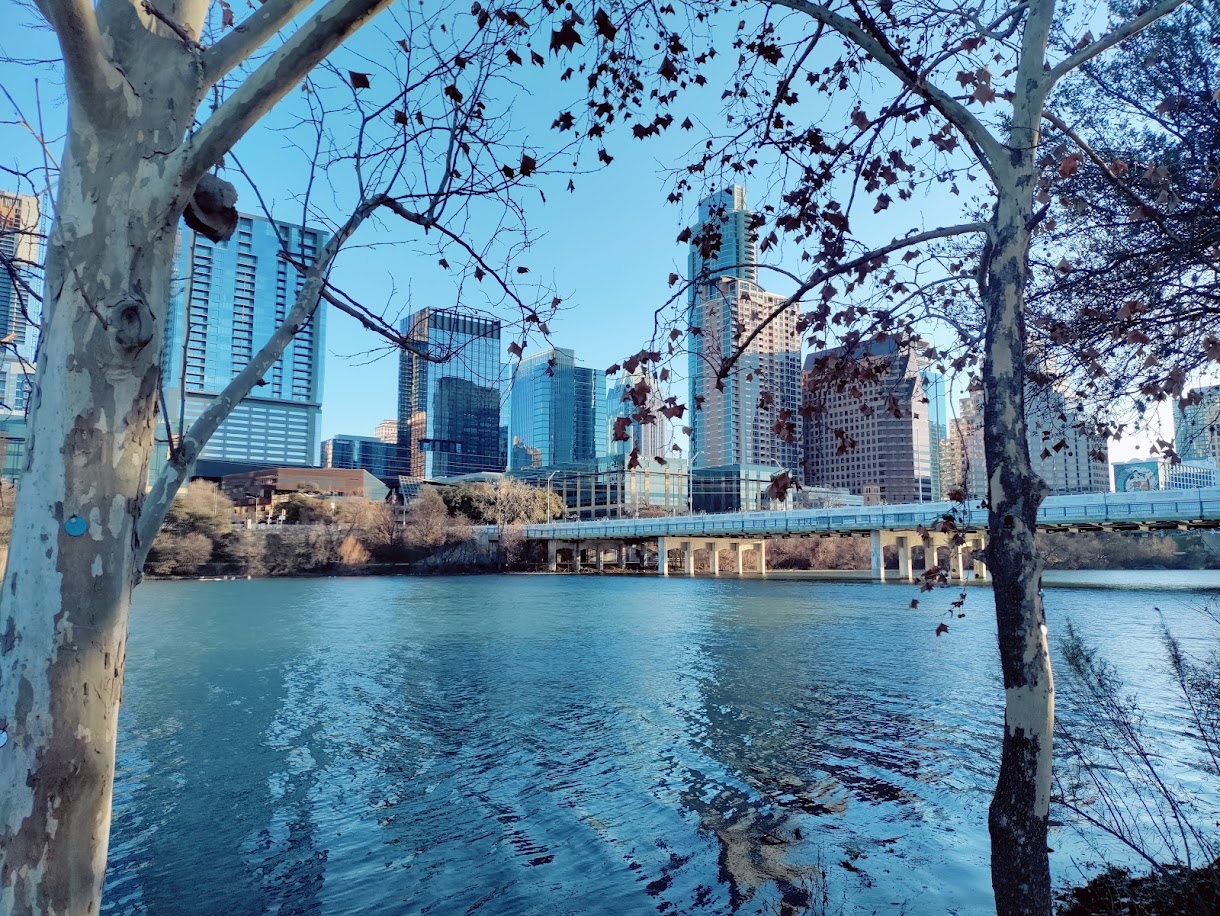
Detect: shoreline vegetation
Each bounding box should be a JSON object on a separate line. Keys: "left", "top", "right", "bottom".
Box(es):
{"left": 107, "top": 482, "right": 1220, "bottom": 580}
{"left": 1, "top": 482, "right": 1216, "bottom": 582}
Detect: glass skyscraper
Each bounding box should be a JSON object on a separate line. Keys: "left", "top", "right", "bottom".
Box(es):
{"left": 0, "top": 354, "right": 33, "bottom": 481}
{"left": 398, "top": 308, "right": 505, "bottom": 478}
{"left": 921, "top": 369, "right": 948, "bottom": 497}
{"left": 1176, "top": 384, "right": 1220, "bottom": 463}
{"left": 686, "top": 185, "right": 757, "bottom": 295}
{"left": 0, "top": 191, "right": 39, "bottom": 356}
{"left": 322, "top": 435, "right": 412, "bottom": 481}
{"left": 162, "top": 215, "right": 326, "bottom": 466}
{"left": 607, "top": 369, "right": 672, "bottom": 461}
{"left": 508, "top": 347, "right": 605, "bottom": 470}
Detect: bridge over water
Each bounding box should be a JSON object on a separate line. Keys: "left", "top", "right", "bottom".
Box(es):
{"left": 522, "top": 487, "right": 1220, "bottom": 581}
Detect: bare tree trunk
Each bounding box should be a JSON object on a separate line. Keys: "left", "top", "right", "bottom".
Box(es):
{"left": 983, "top": 151, "right": 1054, "bottom": 916}
{"left": 0, "top": 40, "right": 194, "bottom": 911}
{"left": 0, "top": 0, "right": 396, "bottom": 906}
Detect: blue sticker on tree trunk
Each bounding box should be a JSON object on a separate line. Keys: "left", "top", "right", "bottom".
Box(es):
{"left": 64, "top": 516, "right": 87, "bottom": 537}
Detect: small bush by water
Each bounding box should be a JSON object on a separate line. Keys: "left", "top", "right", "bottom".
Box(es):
{"left": 1054, "top": 606, "right": 1220, "bottom": 913}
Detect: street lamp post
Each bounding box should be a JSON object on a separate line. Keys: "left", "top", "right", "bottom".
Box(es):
{"left": 686, "top": 449, "right": 701, "bottom": 516}
{"left": 546, "top": 470, "right": 559, "bottom": 521}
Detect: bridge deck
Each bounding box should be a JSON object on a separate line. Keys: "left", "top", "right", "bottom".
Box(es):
{"left": 523, "top": 488, "right": 1220, "bottom": 541}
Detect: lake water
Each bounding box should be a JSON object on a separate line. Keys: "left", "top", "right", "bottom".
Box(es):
{"left": 102, "top": 571, "right": 1220, "bottom": 915}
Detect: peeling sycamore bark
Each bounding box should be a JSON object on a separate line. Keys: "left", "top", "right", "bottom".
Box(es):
{"left": 0, "top": 1, "right": 390, "bottom": 912}
{"left": 983, "top": 186, "right": 1055, "bottom": 916}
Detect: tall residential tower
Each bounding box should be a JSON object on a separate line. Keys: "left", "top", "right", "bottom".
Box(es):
{"left": 0, "top": 191, "right": 39, "bottom": 354}
{"left": 162, "top": 215, "right": 326, "bottom": 467}
{"left": 686, "top": 187, "right": 800, "bottom": 481}
{"left": 0, "top": 191, "right": 41, "bottom": 480}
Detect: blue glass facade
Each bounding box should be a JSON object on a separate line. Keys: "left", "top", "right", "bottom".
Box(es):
{"left": 509, "top": 454, "right": 689, "bottom": 519}
{"left": 1176, "top": 384, "right": 1220, "bottom": 463}
{"left": 398, "top": 309, "right": 505, "bottom": 478}
{"left": 162, "top": 216, "right": 326, "bottom": 466}
{"left": 322, "top": 435, "right": 411, "bottom": 481}
{"left": 508, "top": 348, "right": 605, "bottom": 470}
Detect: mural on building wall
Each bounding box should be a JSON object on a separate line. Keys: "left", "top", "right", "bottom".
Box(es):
{"left": 1113, "top": 461, "right": 1160, "bottom": 492}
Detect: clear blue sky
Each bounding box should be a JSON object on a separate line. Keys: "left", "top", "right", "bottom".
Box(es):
{"left": 0, "top": 1, "right": 1177, "bottom": 461}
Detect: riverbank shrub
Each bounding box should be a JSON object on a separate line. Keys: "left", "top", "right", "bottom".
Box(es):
{"left": 442, "top": 478, "right": 564, "bottom": 525}
{"left": 1054, "top": 607, "right": 1220, "bottom": 912}
{"left": 0, "top": 481, "right": 15, "bottom": 547}
{"left": 1039, "top": 531, "right": 1220, "bottom": 570}
{"left": 767, "top": 537, "right": 870, "bottom": 571}
{"left": 1056, "top": 861, "right": 1220, "bottom": 914}
{"left": 145, "top": 482, "right": 236, "bottom": 576}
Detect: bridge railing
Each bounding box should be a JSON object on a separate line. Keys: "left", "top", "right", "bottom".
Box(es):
{"left": 522, "top": 487, "right": 1220, "bottom": 539}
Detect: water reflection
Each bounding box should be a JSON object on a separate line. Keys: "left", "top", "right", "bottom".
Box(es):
{"left": 664, "top": 583, "right": 1001, "bottom": 913}
{"left": 102, "top": 573, "right": 1220, "bottom": 915}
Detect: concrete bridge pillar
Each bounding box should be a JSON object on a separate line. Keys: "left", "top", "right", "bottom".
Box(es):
{"left": 731, "top": 542, "right": 743, "bottom": 576}
{"left": 896, "top": 535, "right": 911, "bottom": 582}
{"left": 707, "top": 541, "right": 720, "bottom": 577}
{"left": 970, "top": 536, "right": 990, "bottom": 581}
{"left": 547, "top": 540, "right": 558, "bottom": 573}
{"left": 870, "top": 530, "right": 885, "bottom": 582}
{"left": 657, "top": 536, "right": 669, "bottom": 576}
{"left": 616, "top": 544, "right": 625, "bottom": 567}
{"left": 757, "top": 541, "right": 768, "bottom": 577}
{"left": 925, "top": 537, "right": 943, "bottom": 578}
{"left": 683, "top": 541, "right": 695, "bottom": 577}
{"left": 949, "top": 542, "right": 964, "bottom": 582}
{"left": 573, "top": 541, "right": 583, "bottom": 573}
{"left": 595, "top": 543, "right": 604, "bottom": 573}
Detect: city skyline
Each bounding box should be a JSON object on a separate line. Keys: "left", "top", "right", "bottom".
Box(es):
{"left": 0, "top": 182, "right": 1199, "bottom": 488}
{"left": 0, "top": 11, "right": 1197, "bottom": 474}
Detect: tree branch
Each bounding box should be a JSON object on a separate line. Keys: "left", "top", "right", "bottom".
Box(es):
{"left": 1040, "top": 107, "right": 1191, "bottom": 250}
{"left": 1009, "top": 0, "right": 1057, "bottom": 133}
{"left": 375, "top": 195, "right": 537, "bottom": 320}
{"left": 179, "top": 0, "right": 394, "bottom": 185}
{"left": 1046, "top": 0, "right": 1190, "bottom": 85}
{"left": 718, "top": 221, "right": 990, "bottom": 381}
{"left": 770, "top": 0, "right": 1008, "bottom": 182}
{"left": 141, "top": 1, "right": 203, "bottom": 49}
{"left": 202, "top": 0, "right": 314, "bottom": 87}
{"left": 35, "top": 0, "right": 112, "bottom": 113}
